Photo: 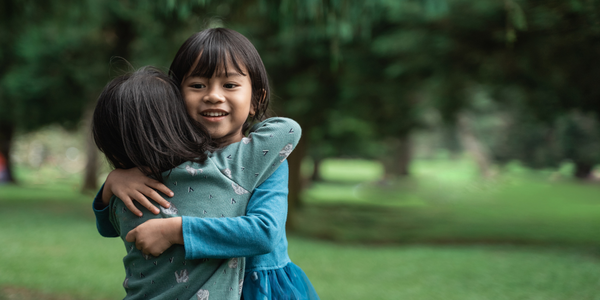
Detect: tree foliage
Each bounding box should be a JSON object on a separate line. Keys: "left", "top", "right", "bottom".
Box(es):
{"left": 2, "top": 0, "right": 600, "bottom": 184}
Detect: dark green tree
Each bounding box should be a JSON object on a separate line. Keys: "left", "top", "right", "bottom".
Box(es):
{"left": 480, "top": 0, "right": 600, "bottom": 177}
{"left": 1, "top": 0, "right": 106, "bottom": 183}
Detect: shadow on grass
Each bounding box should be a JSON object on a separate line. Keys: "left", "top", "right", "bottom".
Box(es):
{"left": 0, "top": 286, "right": 83, "bottom": 300}
{"left": 293, "top": 202, "right": 600, "bottom": 248}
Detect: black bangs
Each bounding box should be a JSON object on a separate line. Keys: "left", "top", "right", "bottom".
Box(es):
{"left": 188, "top": 43, "right": 247, "bottom": 79}
{"left": 170, "top": 28, "right": 254, "bottom": 84}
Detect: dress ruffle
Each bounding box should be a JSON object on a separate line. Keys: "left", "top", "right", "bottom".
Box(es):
{"left": 242, "top": 262, "right": 320, "bottom": 300}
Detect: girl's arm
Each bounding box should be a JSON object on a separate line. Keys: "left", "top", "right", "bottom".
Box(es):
{"left": 92, "top": 184, "right": 119, "bottom": 237}
{"left": 92, "top": 167, "right": 176, "bottom": 237}
{"left": 125, "top": 162, "right": 288, "bottom": 258}
{"left": 182, "top": 161, "right": 289, "bottom": 259}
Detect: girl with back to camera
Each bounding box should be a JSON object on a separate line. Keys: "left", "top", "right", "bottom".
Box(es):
{"left": 93, "top": 28, "right": 319, "bottom": 299}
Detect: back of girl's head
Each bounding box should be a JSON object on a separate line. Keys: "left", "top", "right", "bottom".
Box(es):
{"left": 169, "top": 28, "right": 270, "bottom": 132}
{"left": 92, "top": 66, "right": 215, "bottom": 181}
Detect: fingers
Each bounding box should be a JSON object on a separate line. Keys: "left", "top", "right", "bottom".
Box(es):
{"left": 145, "top": 180, "right": 174, "bottom": 199}
{"left": 131, "top": 191, "right": 161, "bottom": 215}
{"left": 126, "top": 232, "right": 153, "bottom": 256}
{"left": 148, "top": 249, "right": 163, "bottom": 257}
{"left": 122, "top": 197, "right": 143, "bottom": 217}
{"left": 143, "top": 188, "right": 172, "bottom": 210}
{"left": 126, "top": 222, "right": 169, "bottom": 257}
{"left": 110, "top": 170, "right": 174, "bottom": 215}
{"left": 125, "top": 229, "right": 136, "bottom": 243}
{"left": 122, "top": 192, "right": 163, "bottom": 216}
{"left": 126, "top": 234, "right": 162, "bottom": 257}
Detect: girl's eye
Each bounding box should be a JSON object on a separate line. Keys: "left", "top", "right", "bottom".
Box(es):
{"left": 191, "top": 84, "right": 205, "bottom": 89}
{"left": 224, "top": 83, "right": 237, "bottom": 89}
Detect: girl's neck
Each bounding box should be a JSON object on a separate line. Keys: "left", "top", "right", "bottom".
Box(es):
{"left": 213, "top": 130, "right": 244, "bottom": 147}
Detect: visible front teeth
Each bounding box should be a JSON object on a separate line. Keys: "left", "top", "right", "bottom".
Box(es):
{"left": 203, "top": 112, "right": 227, "bottom": 117}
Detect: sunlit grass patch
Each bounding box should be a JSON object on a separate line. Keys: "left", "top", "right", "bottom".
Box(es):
{"left": 319, "top": 158, "right": 385, "bottom": 182}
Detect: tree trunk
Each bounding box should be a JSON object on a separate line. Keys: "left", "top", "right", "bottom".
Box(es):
{"left": 286, "top": 135, "right": 307, "bottom": 231}
{"left": 310, "top": 157, "right": 322, "bottom": 182}
{"left": 0, "top": 121, "right": 16, "bottom": 183}
{"left": 396, "top": 135, "right": 411, "bottom": 176}
{"left": 81, "top": 103, "right": 100, "bottom": 192}
{"left": 573, "top": 161, "right": 593, "bottom": 179}
{"left": 458, "top": 113, "right": 492, "bottom": 178}
{"left": 80, "top": 15, "right": 134, "bottom": 193}
{"left": 383, "top": 135, "right": 412, "bottom": 178}
{"left": 81, "top": 138, "right": 99, "bottom": 192}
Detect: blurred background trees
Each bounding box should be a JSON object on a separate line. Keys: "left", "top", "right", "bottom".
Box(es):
{"left": 1, "top": 0, "right": 600, "bottom": 215}
{"left": 4, "top": 2, "right": 600, "bottom": 298}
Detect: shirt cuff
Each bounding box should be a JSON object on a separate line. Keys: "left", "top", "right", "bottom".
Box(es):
{"left": 182, "top": 216, "right": 202, "bottom": 260}
{"left": 92, "top": 183, "right": 109, "bottom": 212}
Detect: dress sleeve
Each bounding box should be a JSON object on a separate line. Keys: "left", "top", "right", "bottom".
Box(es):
{"left": 209, "top": 117, "right": 301, "bottom": 193}
{"left": 182, "top": 161, "right": 289, "bottom": 259}
{"left": 92, "top": 183, "right": 119, "bottom": 237}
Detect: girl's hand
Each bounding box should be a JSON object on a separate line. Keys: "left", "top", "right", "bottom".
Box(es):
{"left": 102, "top": 168, "right": 174, "bottom": 217}
{"left": 125, "top": 218, "right": 184, "bottom": 257}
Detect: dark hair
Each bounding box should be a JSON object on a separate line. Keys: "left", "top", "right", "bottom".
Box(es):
{"left": 92, "top": 66, "right": 216, "bottom": 182}
{"left": 169, "top": 28, "right": 271, "bottom": 133}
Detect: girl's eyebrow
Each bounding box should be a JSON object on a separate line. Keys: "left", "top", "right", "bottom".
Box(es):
{"left": 217, "top": 71, "right": 245, "bottom": 78}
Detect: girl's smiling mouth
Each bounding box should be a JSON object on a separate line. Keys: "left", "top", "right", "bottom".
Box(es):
{"left": 200, "top": 109, "right": 229, "bottom": 121}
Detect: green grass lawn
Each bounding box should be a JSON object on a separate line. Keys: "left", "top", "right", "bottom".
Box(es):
{"left": 2, "top": 158, "right": 600, "bottom": 299}
{"left": 299, "top": 158, "right": 600, "bottom": 245}
{"left": 293, "top": 240, "right": 600, "bottom": 300}
{"left": 1, "top": 196, "right": 600, "bottom": 300}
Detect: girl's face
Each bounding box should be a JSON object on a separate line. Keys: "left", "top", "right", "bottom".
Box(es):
{"left": 181, "top": 62, "right": 254, "bottom": 145}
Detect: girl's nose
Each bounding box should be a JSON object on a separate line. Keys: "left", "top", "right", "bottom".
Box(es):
{"left": 203, "top": 88, "right": 225, "bottom": 103}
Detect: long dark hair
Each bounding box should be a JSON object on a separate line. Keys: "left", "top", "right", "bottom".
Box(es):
{"left": 169, "top": 28, "right": 271, "bottom": 133}
{"left": 92, "top": 66, "right": 216, "bottom": 181}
